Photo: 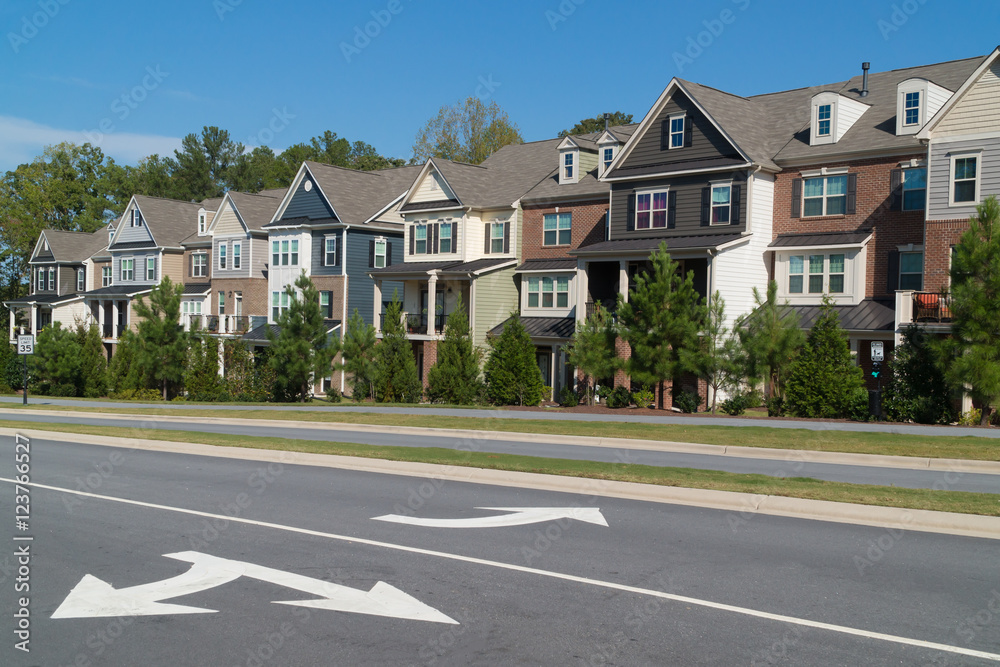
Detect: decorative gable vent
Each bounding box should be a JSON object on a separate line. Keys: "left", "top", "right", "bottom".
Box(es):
{"left": 895, "top": 77, "right": 952, "bottom": 136}
{"left": 810, "top": 92, "right": 870, "bottom": 146}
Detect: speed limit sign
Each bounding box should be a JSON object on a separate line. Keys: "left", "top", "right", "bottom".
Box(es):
{"left": 17, "top": 335, "right": 34, "bottom": 355}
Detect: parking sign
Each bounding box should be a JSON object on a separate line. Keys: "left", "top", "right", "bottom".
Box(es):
{"left": 17, "top": 335, "right": 34, "bottom": 355}
{"left": 871, "top": 341, "right": 884, "bottom": 362}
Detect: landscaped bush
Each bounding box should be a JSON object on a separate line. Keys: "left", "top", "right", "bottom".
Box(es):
{"left": 959, "top": 408, "right": 982, "bottom": 426}
{"left": 541, "top": 385, "right": 553, "bottom": 402}
{"left": 558, "top": 386, "right": 578, "bottom": 407}
{"left": 847, "top": 387, "right": 871, "bottom": 422}
{"left": 326, "top": 386, "right": 342, "bottom": 403}
{"left": 766, "top": 396, "right": 784, "bottom": 417}
{"left": 674, "top": 389, "right": 700, "bottom": 413}
{"left": 631, "top": 387, "right": 654, "bottom": 409}
{"left": 109, "top": 388, "right": 163, "bottom": 401}
{"left": 720, "top": 392, "right": 750, "bottom": 416}
{"left": 605, "top": 385, "right": 631, "bottom": 409}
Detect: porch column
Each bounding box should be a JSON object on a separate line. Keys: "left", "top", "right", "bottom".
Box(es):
{"left": 30, "top": 306, "right": 37, "bottom": 336}
{"left": 373, "top": 280, "right": 382, "bottom": 332}
{"left": 576, "top": 260, "right": 588, "bottom": 325}
{"left": 218, "top": 340, "right": 225, "bottom": 378}
{"left": 550, "top": 344, "right": 558, "bottom": 401}
{"left": 619, "top": 260, "right": 629, "bottom": 304}
{"left": 97, "top": 301, "right": 104, "bottom": 336}
{"left": 8, "top": 308, "right": 14, "bottom": 341}
{"left": 112, "top": 301, "right": 119, "bottom": 339}
{"left": 427, "top": 274, "right": 438, "bottom": 336}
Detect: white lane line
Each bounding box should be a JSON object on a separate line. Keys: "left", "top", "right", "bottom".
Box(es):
{"left": 5, "top": 476, "right": 998, "bottom": 663}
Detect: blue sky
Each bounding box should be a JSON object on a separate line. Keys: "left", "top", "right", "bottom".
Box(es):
{"left": 0, "top": 0, "right": 998, "bottom": 173}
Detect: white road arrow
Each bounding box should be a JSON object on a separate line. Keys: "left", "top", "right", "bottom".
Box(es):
{"left": 372, "top": 507, "right": 609, "bottom": 529}
{"left": 52, "top": 552, "right": 457, "bottom": 625}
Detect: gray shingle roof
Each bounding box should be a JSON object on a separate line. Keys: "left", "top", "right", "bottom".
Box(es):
{"left": 182, "top": 283, "right": 212, "bottom": 295}
{"left": 227, "top": 190, "right": 285, "bottom": 231}
{"left": 131, "top": 195, "right": 205, "bottom": 248}
{"left": 39, "top": 229, "right": 108, "bottom": 263}
{"left": 369, "top": 257, "right": 514, "bottom": 277}
{"left": 790, "top": 299, "right": 895, "bottom": 332}
{"left": 769, "top": 231, "right": 872, "bottom": 248}
{"left": 516, "top": 258, "right": 578, "bottom": 272}
{"left": 298, "top": 161, "right": 424, "bottom": 226}
{"left": 489, "top": 316, "right": 576, "bottom": 340}
{"left": 109, "top": 240, "right": 157, "bottom": 250}
{"left": 572, "top": 233, "right": 743, "bottom": 255}
{"left": 81, "top": 285, "right": 153, "bottom": 297}
{"left": 5, "top": 293, "right": 83, "bottom": 306}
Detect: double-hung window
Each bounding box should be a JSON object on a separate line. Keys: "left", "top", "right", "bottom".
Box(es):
{"left": 324, "top": 237, "right": 337, "bottom": 266}
{"left": 319, "top": 291, "right": 332, "bottom": 318}
{"left": 198, "top": 214, "right": 206, "bottom": 235}
{"left": 121, "top": 258, "right": 134, "bottom": 281}
{"left": 817, "top": 104, "right": 832, "bottom": 137}
{"left": 48, "top": 267, "right": 55, "bottom": 290}
{"left": 543, "top": 213, "right": 571, "bottom": 245}
{"left": 182, "top": 300, "right": 202, "bottom": 315}
{"left": 271, "top": 291, "right": 289, "bottom": 321}
{"left": 902, "top": 168, "right": 926, "bottom": 211}
{"left": 952, "top": 155, "right": 978, "bottom": 204}
{"left": 669, "top": 115, "right": 685, "bottom": 148}
{"left": 636, "top": 191, "right": 668, "bottom": 229}
{"left": 788, "top": 253, "right": 845, "bottom": 294}
{"left": 233, "top": 242, "right": 241, "bottom": 269}
{"left": 802, "top": 175, "right": 847, "bottom": 217}
{"left": 563, "top": 152, "right": 574, "bottom": 179}
{"left": 102, "top": 266, "right": 112, "bottom": 287}
{"left": 219, "top": 243, "right": 227, "bottom": 270}
{"left": 146, "top": 256, "right": 156, "bottom": 281}
{"left": 131, "top": 209, "right": 143, "bottom": 227}
{"left": 491, "top": 221, "right": 505, "bottom": 253}
{"left": 711, "top": 184, "right": 731, "bottom": 224}
{"left": 374, "top": 239, "right": 387, "bottom": 268}
{"left": 218, "top": 291, "right": 225, "bottom": 315}
{"left": 603, "top": 147, "right": 614, "bottom": 171}
{"left": 290, "top": 240, "right": 298, "bottom": 265}
{"left": 439, "top": 223, "right": 452, "bottom": 253}
{"left": 272, "top": 241, "right": 280, "bottom": 267}
{"left": 193, "top": 253, "right": 207, "bottom": 278}
{"left": 904, "top": 92, "right": 920, "bottom": 126}
{"left": 414, "top": 224, "right": 427, "bottom": 254}
{"left": 77, "top": 269, "right": 85, "bottom": 292}
{"left": 899, "top": 252, "right": 923, "bottom": 290}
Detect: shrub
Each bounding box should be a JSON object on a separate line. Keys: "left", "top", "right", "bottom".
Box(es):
{"left": 674, "top": 389, "right": 700, "bottom": 413}
{"left": 882, "top": 325, "right": 953, "bottom": 424}
{"left": 631, "top": 387, "right": 654, "bottom": 409}
{"left": 959, "top": 408, "right": 982, "bottom": 426}
{"left": 484, "top": 315, "right": 543, "bottom": 406}
{"left": 766, "top": 396, "right": 785, "bottom": 417}
{"left": 541, "top": 386, "right": 553, "bottom": 402}
{"left": 558, "top": 386, "right": 578, "bottom": 407}
{"left": 326, "top": 386, "right": 343, "bottom": 403}
{"left": 605, "top": 385, "right": 631, "bottom": 409}
{"left": 426, "top": 302, "right": 483, "bottom": 405}
{"left": 720, "top": 392, "right": 750, "bottom": 416}
{"left": 109, "top": 388, "right": 163, "bottom": 401}
{"left": 847, "top": 387, "right": 871, "bottom": 422}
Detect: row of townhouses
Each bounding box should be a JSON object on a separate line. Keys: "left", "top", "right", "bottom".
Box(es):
{"left": 8, "top": 48, "right": 1000, "bottom": 403}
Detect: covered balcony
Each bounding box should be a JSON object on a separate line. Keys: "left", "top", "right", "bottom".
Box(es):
{"left": 895, "top": 290, "right": 953, "bottom": 333}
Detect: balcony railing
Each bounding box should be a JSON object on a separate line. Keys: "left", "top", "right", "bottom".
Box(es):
{"left": 585, "top": 299, "right": 617, "bottom": 320}
{"left": 403, "top": 311, "right": 448, "bottom": 335}
{"left": 912, "top": 291, "right": 952, "bottom": 323}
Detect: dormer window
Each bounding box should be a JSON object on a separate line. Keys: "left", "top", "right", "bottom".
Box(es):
{"left": 563, "top": 152, "right": 574, "bottom": 180}
{"left": 198, "top": 212, "right": 207, "bottom": 235}
{"left": 904, "top": 92, "right": 920, "bottom": 126}
{"left": 596, "top": 130, "right": 622, "bottom": 178}
{"left": 810, "top": 92, "right": 868, "bottom": 146}
{"left": 817, "top": 105, "right": 832, "bottom": 137}
{"left": 602, "top": 147, "right": 615, "bottom": 171}
{"left": 896, "top": 78, "right": 951, "bottom": 136}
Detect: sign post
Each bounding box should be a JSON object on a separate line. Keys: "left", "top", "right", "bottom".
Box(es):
{"left": 17, "top": 334, "right": 33, "bottom": 406}
{"left": 870, "top": 342, "right": 884, "bottom": 420}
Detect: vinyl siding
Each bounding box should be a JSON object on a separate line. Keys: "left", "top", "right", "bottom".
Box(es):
{"left": 113, "top": 251, "right": 159, "bottom": 285}
{"left": 609, "top": 171, "right": 749, "bottom": 238}
{"left": 213, "top": 238, "right": 250, "bottom": 279}
{"left": 404, "top": 215, "right": 464, "bottom": 263}
{"left": 212, "top": 205, "right": 245, "bottom": 236}
{"left": 578, "top": 151, "right": 598, "bottom": 178}
{"left": 472, "top": 267, "right": 518, "bottom": 349}
{"left": 347, "top": 229, "right": 402, "bottom": 326}
{"left": 116, "top": 204, "right": 156, "bottom": 244}
{"left": 59, "top": 265, "right": 83, "bottom": 295}
{"left": 311, "top": 229, "right": 343, "bottom": 276}
{"left": 927, "top": 136, "right": 1000, "bottom": 220}
{"left": 934, "top": 62, "right": 1000, "bottom": 136}
{"left": 250, "top": 236, "right": 268, "bottom": 280}
{"left": 52, "top": 300, "right": 88, "bottom": 328}
{"left": 410, "top": 169, "right": 456, "bottom": 203}
{"left": 280, "top": 176, "right": 336, "bottom": 221}
{"left": 622, "top": 91, "right": 741, "bottom": 170}
{"left": 161, "top": 251, "right": 184, "bottom": 283}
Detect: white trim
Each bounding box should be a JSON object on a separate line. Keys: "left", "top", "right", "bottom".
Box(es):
{"left": 948, "top": 150, "right": 982, "bottom": 206}
{"left": 800, "top": 166, "right": 849, "bottom": 178}
{"left": 930, "top": 130, "right": 1000, "bottom": 144}
{"left": 399, "top": 158, "right": 464, "bottom": 210}
{"left": 145, "top": 255, "right": 157, "bottom": 282}
{"left": 667, "top": 113, "right": 686, "bottom": 150}
{"left": 218, "top": 241, "right": 228, "bottom": 271}
{"left": 896, "top": 243, "right": 924, "bottom": 252}
{"left": 709, "top": 182, "right": 733, "bottom": 226}
{"left": 232, "top": 240, "right": 242, "bottom": 270}
{"left": 323, "top": 234, "right": 338, "bottom": 267}
{"left": 917, "top": 48, "right": 1000, "bottom": 139}
{"left": 121, "top": 256, "right": 135, "bottom": 282}
{"left": 601, "top": 161, "right": 753, "bottom": 182}
{"left": 268, "top": 163, "right": 343, "bottom": 225}
{"left": 633, "top": 186, "right": 670, "bottom": 231}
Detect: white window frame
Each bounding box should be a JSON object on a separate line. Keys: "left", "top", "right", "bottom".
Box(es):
{"left": 198, "top": 213, "right": 206, "bottom": 235}
{"left": 182, "top": 300, "right": 203, "bottom": 315}
{"left": 48, "top": 267, "right": 55, "bottom": 290}
{"left": 899, "top": 251, "right": 923, "bottom": 291}
{"left": 193, "top": 252, "right": 207, "bottom": 278}
{"left": 949, "top": 152, "right": 980, "bottom": 206}
{"left": 439, "top": 222, "right": 452, "bottom": 253}
{"left": 319, "top": 290, "right": 332, "bottom": 318}
{"left": 219, "top": 242, "right": 228, "bottom": 270}
{"left": 271, "top": 290, "right": 290, "bottom": 321}
{"left": 374, "top": 238, "right": 387, "bottom": 268}
{"left": 901, "top": 167, "right": 927, "bottom": 211}
{"left": 563, "top": 152, "right": 574, "bottom": 179}
{"left": 816, "top": 104, "right": 832, "bottom": 137}
{"left": 146, "top": 256, "right": 156, "bottom": 281}
{"left": 218, "top": 290, "right": 225, "bottom": 315}
{"left": 543, "top": 212, "right": 571, "bottom": 246}
{"left": 102, "top": 266, "right": 112, "bottom": 287}
{"left": 233, "top": 241, "right": 242, "bottom": 270}
{"left": 710, "top": 182, "right": 732, "bottom": 226}
{"left": 602, "top": 147, "right": 615, "bottom": 171}
{"left": 121, "top": 257, "right": 134, "bottom": 281}
{"left": 802, "top": 174, "right": 848, "bottom": 217}
{"left": 77, "top": 268, "right": 85, "bottom": 292}
{"left": 131, "top": 209, "right": 143, "bottom": 227}
{"left": 635, "top": 188, "right": 669, "bottom": 230}
{"left": 414, "top": 223, "right": 428, "bottom": 255}
{"left": 903, "top": 91, "right": 921, "bottom": 127}
{"left": 272, "top": 240, "right": 280, "bottom": 267}
{"left": 668, "top": 114, "right": 685, "bottom": 149}
{"left": 290, "top": 239, "right": 299, "bottom": 266}
{"left": 490, "top": 221, "right": 505, "bottom": 254}
{"left": 526, "top": 275, "right": 570, "bottom": 309}
{"left": 324, "top": 236, "right": 337, "bottom": 266}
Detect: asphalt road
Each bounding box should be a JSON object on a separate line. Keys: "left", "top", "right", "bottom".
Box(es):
{"left": 4, "top": 395, "right": 999, "bottom": 439}
{"left": 6, "top": 411, "right": 1000, "bottom": 494}
{"left": 2, "top": 435, "right": 999, "bottom": 666}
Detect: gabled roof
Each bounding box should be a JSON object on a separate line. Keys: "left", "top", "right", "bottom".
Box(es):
{"left": 917, "top": 46, "right": 1000, "bottom": 139}
{"left": 523, "top": 125, "right": 637, "bottom": 202}
{"left": 33, "top": 228, "right": 108, "bottom": 263}
{"left": 115, "top": 195, "right": 207, "bottom": 248}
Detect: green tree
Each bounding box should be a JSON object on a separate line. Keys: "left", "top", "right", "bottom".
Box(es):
{"left": 341, "top": 309, "right": 378, "bottom": 401}
{"left": 185, "top": 336, "right": 224, "bottom": 401}
{"left": 170, "top": 126, "right": 243, "bottom": 200}
{"left": 617, "top": 242, "right": 707, "bottom": 408}
{"left": 223, "top": 340, "right": 275, "bottom": 402}
{"left": 941, "top": 196, "right": 1000, "bottom": 424}
{"left": 736, "top": 280, "right": 804, "bottom": 399}
{"left": 31, "top": 322, "right": 81, "bottom": 395}
{"left": 373, "top": 295, "right": 422, "bottom": 403}
{"left": 784, "top": 297, "right": 864, "bottom": 418}
{"left": 75, "top": 324, "right": 108, "bottom": 398}
{"left": 133, "top": 276, "right": 189, "bottom": 400}
{"left": 558, "top": 111, "right": 634, "bottom": 137}
{"left": 699, "top": 292, "right": 738, "bottom": 414}
{"left": 266, "top": 273, "right": 339, "bottom": 402}
{"left": 427, "top": 300, "right": 482, "bottom": 404}
{"left": 883, "top": 325, "right": 953, "bottom": 424}
{"left": 412, "top": 97, "right": 523, "bottom": 165}
{"left": 484, "top": 313, "right": 543, "bottom": 406}
{"left": 566, "top": 302, "right": 619, "bottom": 405}
{"left": 107, "top": 329, "right": 148, "bottom": 395}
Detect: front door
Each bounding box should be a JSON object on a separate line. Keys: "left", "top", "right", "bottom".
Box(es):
{"left": 537, "top": 351, "right": 552, "bottom": 388}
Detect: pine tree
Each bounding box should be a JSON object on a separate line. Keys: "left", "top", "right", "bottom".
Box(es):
{"left": 784, "top": 297, "right": 864, "bottom": 418}
{"left": 883, "top": 324, "right": 953, "bottom": 424}
{"left": 185, "top": 335, "right": 223, "bottom": 401}
{"left": 373, "top": 295, "right": 422, "bottom": 403}
{"left": 941, "top": 195, "right": 1000, "bottom": 423}
{"left": 427, "top": 299, "right": 483, "bottom": 404}
{"left": 484, "top": 313, "right": 543, "bottom": 406}
{"left": 736, "top": 280, "right": 804, "bottom": 399}
{"left": 32, "top": 322, "right": 82, "bottom": 395}
{"left": 617, "top": 242, "right": 707, "bottom": 408}
{"left": 267, "top": 273, "right": 339, "bottom": 402}
{"left": 698, "top": 292, "right": 738, "bottom": 414}
{"left": 75, "top": 324, "right": 108, "bottom": 398}
{"left": 108, "top": 329, "right": 148, "bottom": 395}
{"left": 341, "top": 309, "right": 378, "bottom": 401}
{"left": 134, "top": 276, "right": 189, "bottom": 400}
{"left": 566, "top": 302, "right": 618, "bottom": 405}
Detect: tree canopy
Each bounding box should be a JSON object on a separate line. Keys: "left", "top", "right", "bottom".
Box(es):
{"left": 558, "top": 111, "right": 634, "bottom": 137}
{"left": 412, "top": 97, "right": 523, "bottom": 165}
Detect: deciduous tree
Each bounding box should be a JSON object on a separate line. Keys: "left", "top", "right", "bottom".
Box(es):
{"left": 558, "top": 111, "right": 633, "bottom": 137}
{"left": 413, "top": 98, "right": 523, "bottom": 165}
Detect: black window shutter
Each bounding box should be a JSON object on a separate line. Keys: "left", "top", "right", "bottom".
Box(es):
{"left": 432, "top": 224, "right": 439, "bottom": 254}
{"left": 791, "top": 178, "right": 802, "bottom": 218}
{"left": 484, "top": 223, "right": 491, "bottom": 254}
{"left": 386, "top": 243, "right": 392, "bottom": 265}
{"left": 626, "top": 192, "right": 636, "bottom": 232}
{"left": 846, "top": 173, "right": 858, "bottom": 215}
{"left": 336, "top": 236, "right": 341, "bottom": 266}
{"left": 188, "top": 253, "right": 193, "bottom": 277}
{"left": 667, "top": 190, "right": 677, "bottom": 229}
{"left": 503, "top": 221, "right": 510, "bottom": 254}
{"left": 889, "top": 169, "right": 902, "bottom": 211}
{"left": 887, "top": 250, "right": 900, "bottom": 292}
{"left": 409, "top": 228, "right": 415, "bottom": 255}
{"left": 684, "top": 118, "right": 693, "bottom": 148}
{"left": 700, "top": 187, "right": 710, "bottom": 226}
{"left": 369, "top": 240, "right": 375, "bottom": 267}
{"left": 660, "top": 119, "right": 669, "bottom": 151}
{"left": 730, "top": 184, "right": 742, "bottom": 226}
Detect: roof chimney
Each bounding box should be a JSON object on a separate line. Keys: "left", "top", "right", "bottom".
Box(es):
{"left": 860, "top": 62, "right": 870, "bottom": 98}
{"left": 603, "top": 113, "right": 610, "bottom": 131}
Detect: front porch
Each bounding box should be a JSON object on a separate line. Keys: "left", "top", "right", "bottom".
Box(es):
{"left": 373, "top": 275, "right": 472, "bottom": 340}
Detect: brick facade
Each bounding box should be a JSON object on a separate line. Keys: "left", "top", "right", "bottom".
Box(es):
{"left": 210, "top": 278, "right": 269, "bottom": 318}
{"left": 521, "top": 199, "right": 608, "bottom": 261}
{"left": 420, "top": 340, "right": 437, "bottom": 389}
{"left": 773, "top": 154, "right": 926, "bottom": 299}
{"left": 923, "top": 219, "right": 968, "bottom": 293}
{"left": 308, "top": 275, "right": 347, "bottom": 323}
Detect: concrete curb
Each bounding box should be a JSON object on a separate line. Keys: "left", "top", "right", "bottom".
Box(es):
{"left": 5, "top": 426, "right": 999, "bottom": 540}
{"left": 5, "top": 408, "right": 1000, "bottom": 475}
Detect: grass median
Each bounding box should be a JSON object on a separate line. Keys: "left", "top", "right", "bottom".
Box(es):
{"left": 3, "top": 418, "right": 998, "bottom": 517}
{"left": 5, "top": 404, "right": 1000, "bottom": 461}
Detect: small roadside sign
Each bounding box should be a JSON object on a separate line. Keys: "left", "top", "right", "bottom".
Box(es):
{"left": 17, "top": 335, "right": 34, "bottom": 355}
{"left": 871, "top": 341, "right": 884, "bottom": 362}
